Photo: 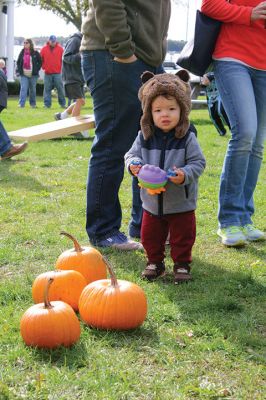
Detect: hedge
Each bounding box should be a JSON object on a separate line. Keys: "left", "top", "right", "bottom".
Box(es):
{"left": 8, "top": 80, "right": 44, "bottom": 96}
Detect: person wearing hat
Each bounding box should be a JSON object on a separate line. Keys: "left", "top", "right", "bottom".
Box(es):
{"left": 40, "top": 35, "right": 66, "bottom": 108}
{"left": 125, "top": 71, "right": 206, "bottom": 284}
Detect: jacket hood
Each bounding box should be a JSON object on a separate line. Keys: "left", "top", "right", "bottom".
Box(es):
{"left": 138, "top": 70, "right": 191, "bottom": 140}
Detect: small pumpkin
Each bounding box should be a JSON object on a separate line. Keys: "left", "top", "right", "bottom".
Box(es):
{"left": 56, "top": 231, "right": 107, "bottom": 284}
{"left": 32, "top": 270, "right": 87, "bottom": 311}
{"left": 20, "top": 278, "right": 81, "bottom": 349}
{"left": 79, "top": 257, "right": 148, "bottom": 330}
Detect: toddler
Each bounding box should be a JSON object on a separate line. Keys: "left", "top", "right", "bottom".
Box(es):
{"left": 125, "top": 71, "right": 206, "bottom": 283}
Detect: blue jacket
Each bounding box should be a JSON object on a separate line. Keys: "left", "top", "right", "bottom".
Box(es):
{"left": 125, "top": 128, "right": 206, "bottom": 216}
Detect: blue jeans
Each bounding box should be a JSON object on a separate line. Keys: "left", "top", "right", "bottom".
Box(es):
{"left": 19, "top": 75, "right": 38, "bottom": 107}
{"left": 81, "top": 50, "right": 163, "bottom": 243}
{"left": 214, "top": 61, "right": 266, "bottom": 228}
{"left": 43, "top": 73, "right": 66, "bottom": 108}
{"left": 0, "top": 120, "right": 11, "bottom": 156}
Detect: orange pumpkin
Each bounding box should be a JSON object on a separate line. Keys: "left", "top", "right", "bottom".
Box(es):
{"left": 56, "top": 232, "right": 107, "bottom": 284}
{"left": 32, "top": 270, "right": 87, "bottom": 311}
{"left": 20, "top": 278, "right": 81, "bottom": 349}
{"left": 79, "top": 257, "right": 148, "bottom": 330}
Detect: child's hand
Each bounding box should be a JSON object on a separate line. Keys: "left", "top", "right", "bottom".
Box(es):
{"left": 129, "top": 162, "right": 142, "bottom": 176}
{"left": 168, "top": 167, "right": 185, "bottom": 184}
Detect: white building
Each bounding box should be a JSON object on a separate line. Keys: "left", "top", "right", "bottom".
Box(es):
{"left": 0, "top": 0, "right": 15, "bottom": 81}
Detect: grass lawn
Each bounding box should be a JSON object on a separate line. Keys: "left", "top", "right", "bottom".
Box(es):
{"left": 0, "top": 96, "right": 265, "bottom": 400}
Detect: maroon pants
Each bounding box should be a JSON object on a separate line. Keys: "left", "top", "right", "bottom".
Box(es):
{"left": 141, "top": 210, "right": 196, "bottom": 264}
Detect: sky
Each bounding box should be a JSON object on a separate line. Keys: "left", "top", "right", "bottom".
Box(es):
{"left": 14, "top": 1, "right": 202, "bottom": 41}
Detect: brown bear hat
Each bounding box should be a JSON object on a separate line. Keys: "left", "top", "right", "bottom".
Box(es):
{"left": 138, "top": 69, "right": 191, "bottom": 140}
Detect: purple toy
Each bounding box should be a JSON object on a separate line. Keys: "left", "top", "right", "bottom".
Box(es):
{"left": 137, "top": 164, "right": 169, "bottom": 195}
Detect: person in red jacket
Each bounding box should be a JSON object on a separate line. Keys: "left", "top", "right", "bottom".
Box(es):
{"left": 40, "top": 35, "right": 66, "bottom": 108}
{"left": 201, "top": 0, "right": 266, "bottom": 247}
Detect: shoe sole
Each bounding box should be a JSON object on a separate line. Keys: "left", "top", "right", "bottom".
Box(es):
{"left": 246, "top": 236, "right": 266, "bottom": 242}
{"left": 96, "top": 243, "right": 143, "bottom": 251}
{"left": 112, "top": 243, "right": 143, "bottom": 251}
{"left": 221, "top": 239, "right": 247, "bottom": 247}
{"left": 174, "top": 277, "right": 192, "bottom": 285}
{"left": 142, "top": 271, "right": 166, "bottom": 281}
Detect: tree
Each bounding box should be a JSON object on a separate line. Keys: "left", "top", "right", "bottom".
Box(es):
{"left": 18, "top": 1, "right": 89, "bottom": 30}
{"left": 18, "top": 1, "right": 185, "bottom": 32}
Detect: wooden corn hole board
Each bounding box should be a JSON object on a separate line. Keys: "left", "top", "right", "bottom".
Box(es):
{"left": 8, "top": 115, "right": 95, "bottom": 142}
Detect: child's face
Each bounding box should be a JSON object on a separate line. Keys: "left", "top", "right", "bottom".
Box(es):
{"left": 151, "top": 95, "right": 181, "bottom": 133}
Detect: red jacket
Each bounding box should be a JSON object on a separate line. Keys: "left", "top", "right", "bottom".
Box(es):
{"left": 201, "top": 0, "right": 266, "bottom": 70}
{"left": 40, "top": 42, "right": 64, "bottom": 74}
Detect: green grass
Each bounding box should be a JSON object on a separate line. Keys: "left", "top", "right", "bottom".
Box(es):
{"left": 0, "top": 97, "right": 265, "bottom": 400}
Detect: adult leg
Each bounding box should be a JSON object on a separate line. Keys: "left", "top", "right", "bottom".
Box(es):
{"left": 129, "top": 177, "right": 143, "bottom": 238}
{"left": 28, "top": 75, "right": 38, "bottom": 107}
{"left": 209, "top": 101, "right": 227, "bottom": 136}
{"left": 82, "top": 50, "right": 155, "bottom": 243}
{"left": 0, "top": 120, "right": 12, "bottom": 155}
{"left": 54, "top": 74, "right": 66, "bottom": 108}
{"left": 71, "top": 98, "right": 85, "bottom": 117}
{"left": 19, "top": 76, "right": 29, "bottom": 107}
{"left": 43, "top": 74, "right": 53, "bottom": 108}
{"left": 214, "top": 61, "right": 258, "bottom": 229}
{"left": 219, "top": 101, "right": 231, "bottom": 130}
{"left": 128, "top": 64, "right": 165, "bottom": 238}
{"left": 242, "top": 68, "right": 266, "bottom": 225}
{"left": 0, "top": 121, "right": 27, "bottom": 159}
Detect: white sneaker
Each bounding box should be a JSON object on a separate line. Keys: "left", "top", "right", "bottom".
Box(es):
{"left": 217, "top": 226, "right": 247, "bottom": 247}
{"left": 242, "top": 225, "right": 265, "bottom": 241}
{"left": 81, "top": 130, "right": 89, "bottom": 138}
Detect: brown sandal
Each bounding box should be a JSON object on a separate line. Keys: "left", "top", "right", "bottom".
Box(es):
{"left": 173, "top": 263, "right": 192, "bottom": 284}
{"left": 141, "top": 262, "right": 165, "bottom": 281}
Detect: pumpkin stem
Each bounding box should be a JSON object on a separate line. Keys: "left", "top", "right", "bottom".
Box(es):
{"left": 102, "top": 256, "right": 119, "bottom": 288}
{"left": 60, "top": 231, "right": 83, "bottom": 252}
{"left": 44, "top": 278, "right": 54, "bottom": 309}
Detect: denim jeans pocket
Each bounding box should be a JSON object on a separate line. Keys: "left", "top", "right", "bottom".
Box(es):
{"left": 81, "top": 52, "right": 96, "bottom": 93}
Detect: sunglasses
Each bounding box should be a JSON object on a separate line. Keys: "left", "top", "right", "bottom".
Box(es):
{"left": 24, "top": 41, "right": 29, "bottom": 44}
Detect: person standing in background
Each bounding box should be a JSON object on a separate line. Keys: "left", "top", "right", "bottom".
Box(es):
{"left": 0, "top": 59, "right": 7, "bottom": 76}
{"left": 201, "top": 72, "right": 230, "bottom": 136}
{"left": 80, "top": 0, "right": 171, "bottom": 250}
{"left": 54, "top": 32, "right": 88, "bottom": 137}
{"left": 16, "top": 38, "right": 42, "bottom": 108}
{"left": 201, "top": 0, "right": 266, "bottom": 246}
{"left": 40, "top": 35, "right": 66, "bottom": 109}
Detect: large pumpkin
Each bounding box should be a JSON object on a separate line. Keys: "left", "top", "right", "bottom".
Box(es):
{"left": 20, "top": 278, "right": 81, "bottom": 349}
{"left": 79, "top": 257, "right": 148, "bottom": 330}
{"left": 32, "top": 270, "right": 87, "bottom": 311}
{"left": 56, "top": 232, "right": 107, "bottom": 284}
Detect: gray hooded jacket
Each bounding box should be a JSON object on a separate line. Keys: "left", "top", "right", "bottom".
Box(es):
{"left": 125, "top": 128, "right": 206, "bottom": 216}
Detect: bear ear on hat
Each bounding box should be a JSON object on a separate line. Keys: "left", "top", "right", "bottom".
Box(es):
{"left": 140, "top": 71, "right": 155, "bottom": 84}
{"left": 175, "top": 69, "right": 190, "bottom": 83}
